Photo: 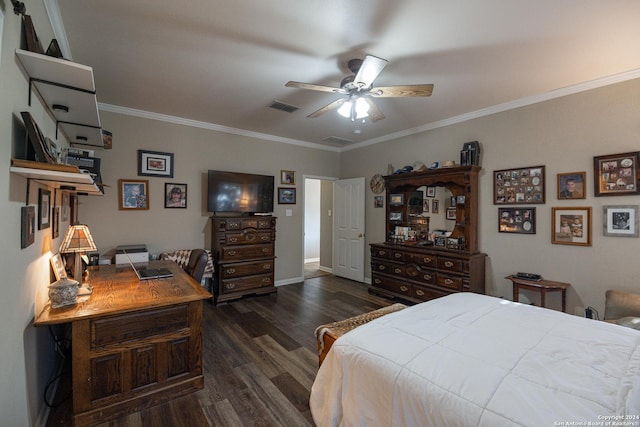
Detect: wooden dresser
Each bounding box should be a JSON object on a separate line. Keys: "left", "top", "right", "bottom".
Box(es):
{"left": 370, "top": 166, "right": 487, "bottom": 303}
{"left": 34, "top": 261, "right": 211, "bottom": 426}
{"left": 211, "top": 216, "right": 277, "bottom": 304}
{"left": 371, "top": 243, "right": 485, "bottom": 303}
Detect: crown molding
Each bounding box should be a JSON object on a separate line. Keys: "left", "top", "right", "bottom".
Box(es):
{"left": 97, "top": 103, "right": 341, "bottom": 152}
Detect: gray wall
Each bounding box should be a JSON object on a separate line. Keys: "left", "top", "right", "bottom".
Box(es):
{"left": 341, "top": 77, "right": 640, "bottom": 316}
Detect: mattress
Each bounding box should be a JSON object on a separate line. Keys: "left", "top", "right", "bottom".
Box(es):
{"left": 310, "top": 293, "right": 640, "bottom": 426}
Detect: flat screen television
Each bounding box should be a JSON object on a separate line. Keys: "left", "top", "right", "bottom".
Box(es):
{"left": 207, "top": 170, "right": 274, "bottom": 214}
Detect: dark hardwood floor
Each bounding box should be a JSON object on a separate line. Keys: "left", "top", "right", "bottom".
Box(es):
{"left": 45, "top": 275, "right": 393, "bottom": 426}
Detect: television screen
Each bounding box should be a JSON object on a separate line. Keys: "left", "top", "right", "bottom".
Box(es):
{"left": 207, "top": 170, "right": 274, "bottom": 213}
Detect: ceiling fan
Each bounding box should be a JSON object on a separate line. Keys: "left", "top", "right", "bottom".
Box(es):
{"left": 285, "top": 54, "right": 434, "bottom": 122}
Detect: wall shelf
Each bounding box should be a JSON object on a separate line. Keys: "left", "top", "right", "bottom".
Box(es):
{"left": 15, "top": 49, "right": 103, "bottom": 148}
{"left": 10, "top": 159, "right": 103, "bottom": 196}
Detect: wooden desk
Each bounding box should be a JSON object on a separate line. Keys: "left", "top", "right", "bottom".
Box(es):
{"left": 506, "top": 275, "right": 570, "bottom": 312}
{"left": 35, "top": 260, "right": 212, "bottom": 426}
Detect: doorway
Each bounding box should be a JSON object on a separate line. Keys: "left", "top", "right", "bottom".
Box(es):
{"left": 303, "top": 177, "right": 334, "bottom": 279}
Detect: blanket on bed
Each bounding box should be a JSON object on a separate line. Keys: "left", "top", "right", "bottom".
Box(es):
{"left": 310, "top": 293, "right": 640, "bottom": 426}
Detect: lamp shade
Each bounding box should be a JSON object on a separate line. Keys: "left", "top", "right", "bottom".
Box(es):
{"left": 59, "top": 224, "right": 97, "bottom": 254}
{"left": 337, "top": 97, "right": 370, "bottom": 121}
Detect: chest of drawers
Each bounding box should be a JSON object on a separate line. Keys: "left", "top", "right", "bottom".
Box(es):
{"left": 370, "top": 243, "right": 486, "bottom": 303}
{"left": 211, "top": 216, "right": 277, "bottom": 303}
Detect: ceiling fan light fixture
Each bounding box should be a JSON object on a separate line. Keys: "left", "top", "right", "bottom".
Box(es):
{"left": 338, "top": 97, "right": 370, "bottom": 121}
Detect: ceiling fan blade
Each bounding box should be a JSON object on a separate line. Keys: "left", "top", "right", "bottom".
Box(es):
{"left": 285, "top": 81, "right": 346, "bottom": 94}
{"left": 307, "top": 98, "right": 345, "bottom": 118}
{"left": 363, "top": 98, "right": 385, "bottom": 122}
{"left": 353, "top": 55, "right": 388, "bottom": 89}
{"left": 369, "top": 84, "right": 434, "bottom": 98}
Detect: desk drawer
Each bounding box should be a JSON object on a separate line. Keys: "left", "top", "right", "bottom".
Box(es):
{"left": 91, "top": 306, "right": 188, "bottom": 349}
{"left": 220, "top": 244, "right": 274, "bottom": 261}
{"left": 219, "top": 259, "right": 274, "bottom": 279}
{"left": 223, "top": 218, "right": 273, "bottom": 230}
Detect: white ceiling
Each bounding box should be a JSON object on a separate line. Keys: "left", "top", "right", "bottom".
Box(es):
{"left": 51, "top": 0, "right": 640, "bottom": 150}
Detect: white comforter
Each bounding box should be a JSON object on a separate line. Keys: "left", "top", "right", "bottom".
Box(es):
{"left": 310, "top": 293, "right": 640, "bottom": 426}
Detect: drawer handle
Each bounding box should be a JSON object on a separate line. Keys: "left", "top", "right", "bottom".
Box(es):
{"left": 416, "top": 289, "right": 425, "bottom": 296}
{"left": 374, "top": 278, "right": 381, "bottom": 284}
{"left": 262, "top": 248, "right": 270, "bottom": 253}
{"left": 229, "top": 224, "right": 239, "bottom": 229}
{"left": 444, "top": 261, "right": 454, "bottom": 268}
{"left": 379, "top": 250, "right": 386, "bottom": 256}
{"left": 226, "top": 283, "right": 236, "bottom": 289}
{"left": 226, "top": 268, "right": 236, "bottom": 274}
{"left": 228, "top": 250, "right": 237, "bottom": 256}
{"left": 424, "top": 274, "right": 432, "bottom": 280}
{"left": 394, "top": 268, "right": 402, "bottom": 274}
{"left": 445, "top": 279, "right": 454, "bottom": 285}
{"left": 400, "top": 285, "right": 408, "bottom": 292}
{"left": 423, "top": 257, "right": 432, "bottom": 263}
{"left": 394, "top": 253, "right": 402, "bottom": 258}
{"left": 378, "top": 265, "right": 386, "bottom": 270}
{"left": 262, "top": 278, "right": 271, "bottom": 284}
{"left": 229, "top": 237, "right": 238, "bottom": 243}
{"left": 260, "top": 235, "right": 270, "bottom": 241}
{"left": 262, "top": 264, "right": 271, "bottom": 270}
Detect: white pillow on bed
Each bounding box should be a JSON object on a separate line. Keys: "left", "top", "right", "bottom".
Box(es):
{"left": 616, "top": 316, "right": 640, "bottom": 330}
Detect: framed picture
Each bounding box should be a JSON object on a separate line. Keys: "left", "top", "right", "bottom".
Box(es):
{"left": 21, "top": 112, "right": 56, "bottom": 164}
{"left": 61, "top": 193, "right": 69, "bottom": 221}
{"left": 50, "top": 253, "right": 68, "bottom": 280}
{"left": 493, "top": 165, "right": 545, "bottom": 204}
{"left": 389, "top": 211, "right": 402, "bottom": 222}
{"left": 603, "top": 205, "right": 639, "bottom": 237}
{"left": 164, "top": 183, "right": 187, "bottom": 208}
{"left": 21, "top": 206, "right": 35, "bottom": 249}
{"left": 557, "top": 172, "right": 586, "bottom": 199}
{"left": 426, "top": 186, "right": 436, "bottom": 197}
{"left": 278, "top": 187, "right": 296, "bottom": 204}
{"left": 118, "top": 179, "right": 149, "bottom": 210}
{"left": 423, "top": 199, "right": 429, "bottom": 213}
{"left": 52, "top": 206, "right": 60, "bottom": 238}
{"left": 498, "top": 207, "right": 536, "bottom": 234}
{"left": 389, "top": 194, "right": 404, "bottom": 206}
{"left": 552, "top": 207, "right": 592, "bottom": 246}
{"left": 281, "top": 170, "right": 295, "bottom": 185}
{"left": 38, "top": 188, "right": 51, "bottom": 229}
{"left": 446, "top": 207, "right": 457, "bottom": 220}
{"left": 374, "top": 195, "right": 384, "bottom": 208}
{"left": 593, "top": 152, "right": 640, "bottom": 196}
{"left": 432, "top": 199, "right": 439, "bottom": 214}
{"left": 138, "top": 150, "right": 174, "bottom": 178}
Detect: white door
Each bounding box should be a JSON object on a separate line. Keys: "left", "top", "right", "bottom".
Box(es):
{"left": 333, "top": 177, "right": 365, "bottom": 282}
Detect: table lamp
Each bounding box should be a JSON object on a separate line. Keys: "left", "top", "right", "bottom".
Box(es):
{"left": 59, "top": 224, "right": 97, "bottom": 285}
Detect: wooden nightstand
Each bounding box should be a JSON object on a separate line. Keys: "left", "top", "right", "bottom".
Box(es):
{"left": 506, "top": 275, "right": 571, "bottom": 312}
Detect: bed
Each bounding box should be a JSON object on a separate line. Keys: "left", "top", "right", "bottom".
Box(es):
{"left": 310, "top": 293, "right": 640, "bottom": 426}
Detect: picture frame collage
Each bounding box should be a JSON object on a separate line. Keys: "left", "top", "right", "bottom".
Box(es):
{"left": 494, "top": 151, "right": 640, "bottom": 245}
{"left": 278, "top": 170, "right": 296, "bottom": 204}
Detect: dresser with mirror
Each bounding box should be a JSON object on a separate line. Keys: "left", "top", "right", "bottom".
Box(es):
{"left": 370, "top": 166, "right": 486, "bottom": 303}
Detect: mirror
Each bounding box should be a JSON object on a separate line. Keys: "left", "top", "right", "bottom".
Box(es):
{"left": 414, "top": 185, "right": 455, "bottom": 233}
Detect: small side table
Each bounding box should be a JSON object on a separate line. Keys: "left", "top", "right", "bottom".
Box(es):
{"left": 506, "top": 275, "right": 571, "bottom": 312}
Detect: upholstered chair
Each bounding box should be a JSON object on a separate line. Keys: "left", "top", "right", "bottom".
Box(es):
{"left": 604, "top": 289, "right": 640, "bottom": 330}
{"left": 184, "top": 249, "right": 208, "bottom": 285}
